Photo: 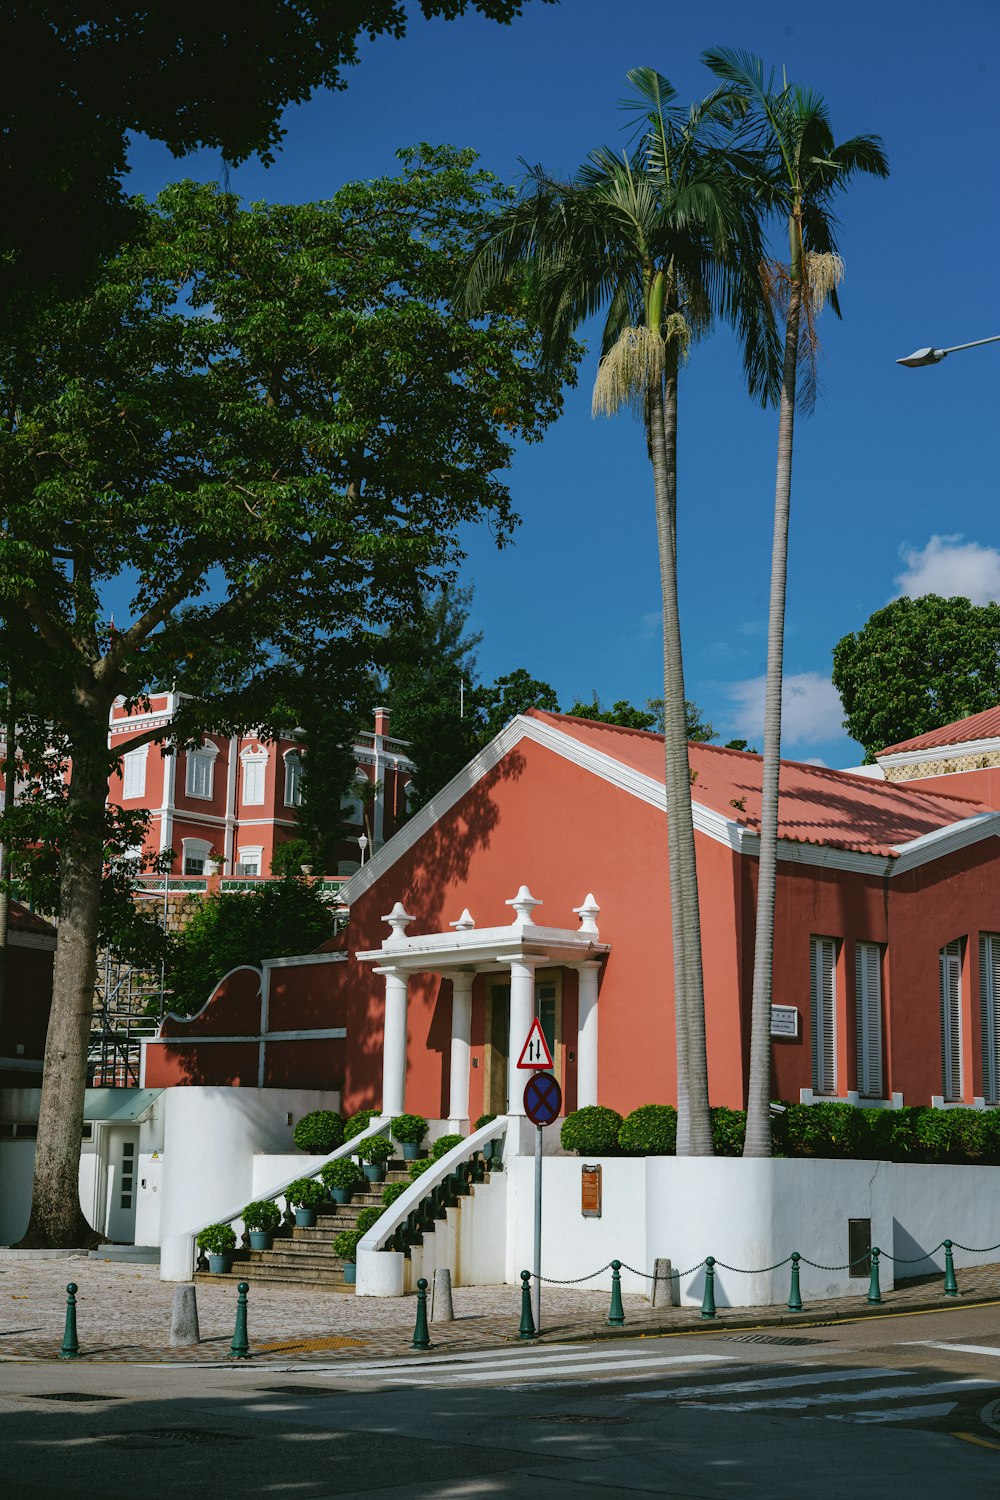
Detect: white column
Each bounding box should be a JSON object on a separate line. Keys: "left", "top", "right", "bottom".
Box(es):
{"left": 377, "top": 966, "right": 408, "bottom": 1117}
{"left": 447, "top": 971, "right": 474, "bottom": 1130}
{"left": 576, "top": 961, "right": 601, "bottom": 1108}
{"left": 507, "top": 957, "right": 538, "bottom": 1115}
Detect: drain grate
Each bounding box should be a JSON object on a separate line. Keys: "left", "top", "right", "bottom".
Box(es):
{"left": 724, "top": 1334, "right": 826, "bottom": 1346}
{"left": 125, "top": 1428, "right": 243, "bottom": 1445}
{"left": 29, "top": 1392, "right": 122, "bottom": 1403}
{"left": 522, "top": 1413, "right": 630, "bottom": 1425}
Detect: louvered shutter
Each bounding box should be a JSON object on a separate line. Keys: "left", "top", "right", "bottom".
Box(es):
{"left": 939, "top": 940, "right": 963, "bottom": 1102}
{"left": 855, "top": 943, "right": 883, "bottom": 1098}
{"left": 980, "top": 935, "right": 1000, "bottom": 1105}
{"left": 811, "top": 937, "right": 837, "bottom": 1094}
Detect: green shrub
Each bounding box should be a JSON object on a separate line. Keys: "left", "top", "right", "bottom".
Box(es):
{"left": 391, "top": 1113, "right": 428, "bottom": 1145}
{"left": 242, "top": 1199, "right": 281, "bottom": 1233}
{"left": 474, "top": 1112, "right": 497, "bottom": 1130}
{"left": 286, "top": 1177, "right": 326, "bottom": 1209}
{"left": 354, "top": 1205, "right": 383, "bottom": 1236}
{"left": 382, "top": 1180, "right": 408, "bottom": 1207}
{"left": 334, "top": 1228, "right": 361, "bottom": 1262}
{"left": 408, "top": 1157, "right": 433, "bottom": 1181}
{"left": 560, "top": 1106, "right": 623, "bottom": 1156}
{"left": 344, "top": 1108, "right": 382, "bottom": 1141}
{"left": 270, "top": 837, "right": 318, "bottom": 878}
{"left": 357, "top": 1133, "right": 393, "bottom": 1164}
{"left": 320, "top": 1157, "right": 364, "bottom": 1192}
{"left": 618, "top": 1104, "right": 677, "bottom": 1156}
{"left": 431, "top": 1133, "right": 464, "bottom": 1160}
{"left": 293, "top": 1110, "right": 345, "bottom": 1154}
{"left": 196, "top": 1222, "right": 237, "bottom": 1254}
{"left": 710, "top": 1106, "right": 746, "bottom": 1156}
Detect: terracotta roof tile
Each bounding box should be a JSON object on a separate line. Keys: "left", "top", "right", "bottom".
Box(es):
{"left": 526, "top": 709, "right": 990, "bottom": 859}
{"left": 10, "top": 901, "right": 56, "bottom": 936}
{"left": 879, "top": 705, "right": 1000, "bottom": 756}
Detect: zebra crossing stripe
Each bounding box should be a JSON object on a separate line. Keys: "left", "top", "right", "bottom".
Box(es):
{"left": 631, "top": 1366, "right": 906, "bottom": 1402}
{"left": 684, "top": 1377, "right": 992, "bottom": 1414}
{"left": 320, "top": 1349, "right": 734, "bottom": 1383}
{"left": 903, "top": 1341, "right": 1000, "bottom": 1358}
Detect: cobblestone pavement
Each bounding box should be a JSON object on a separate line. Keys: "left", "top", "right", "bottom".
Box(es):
{"left": 2, "top": 1255, "right": 999, "bottom": 1364}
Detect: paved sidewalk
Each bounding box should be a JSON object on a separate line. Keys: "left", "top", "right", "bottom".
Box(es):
{"left": 2, "top": 1254, "right": 999, "bottom": 1364}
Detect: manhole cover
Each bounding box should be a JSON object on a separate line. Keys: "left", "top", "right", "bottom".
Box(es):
{"left": 125, "top": 1428, "right": 242, "bottom": 1445}
{"left": 522, "top": 1413, "right": 630, "bottom": 1425}
{"left": 29, "top": 1392, "right": 122, "bottom": 1403}
{"left": 724, "top": 1334, "right": 825, "bottom": 1346}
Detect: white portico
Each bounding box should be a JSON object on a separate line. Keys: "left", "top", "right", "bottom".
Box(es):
{"left": 355, "top": 886, "right": 608, "bottom": 1136}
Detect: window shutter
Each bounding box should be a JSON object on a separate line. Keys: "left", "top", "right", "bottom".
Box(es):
{"left": 243, "top": 759, "right": 265, "bottom": 805}
{"left": 187, "top": 750, "right": 213, "bottom": 799}
{"left": 980, "top": 934, "right": 1000, "bottom": 1105}
{"left": 284, "top": 756, "right": 302, "bottom": 807}
{"left": 122, "top": 750, "right": 145, "bottom": 800}
{"left": 939, "top": 940, "right": 963, "bottom": 1102}
{"left": 811, "top": 937, "right": 837, "bottom": 1094}
{"left": 855, "top": 943, "right": 883, "bottom": 1098}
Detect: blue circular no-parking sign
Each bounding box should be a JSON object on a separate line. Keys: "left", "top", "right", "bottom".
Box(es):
{"left": 523, "top": 1072, "right": 562, "bottom": 1126}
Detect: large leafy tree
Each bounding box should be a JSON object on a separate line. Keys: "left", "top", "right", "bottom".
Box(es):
{"left": 704, "top": 48, "right": 888, "bottom": 1157}
{"left": 459, "top": 68, "right": 777, "bottom": 1154}
{"left": 0, "top": 1, "right": 550, "bottom": 316}
{"left": 0, "top": 150, "right": 576, "bottom": 1245}
{"left": 832, "top": 595, "right": 1000, "bottom": 761}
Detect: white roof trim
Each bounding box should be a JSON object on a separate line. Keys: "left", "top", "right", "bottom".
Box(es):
{"left": 336, "top": 715, "right": 997, "bottom": 900}
{"left": 878, "top": 736, "right": 1000, "bottom": 768}
{"left": 356, "top": 921, "right": 609, "bottom": 973}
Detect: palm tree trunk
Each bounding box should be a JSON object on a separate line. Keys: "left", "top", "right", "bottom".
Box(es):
{"left": 17, "top": 716, "right": 108, "bottom": 1246}
{"left": 743, "top": 276, "right": 803, "bottom": 1157}
{"left": 648, "top": 359, "right": 713, "bottom": 1155}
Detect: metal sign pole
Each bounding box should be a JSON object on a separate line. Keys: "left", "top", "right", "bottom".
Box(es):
{"left": 533, "top": 1122, "right": 543, "bottom": 1335}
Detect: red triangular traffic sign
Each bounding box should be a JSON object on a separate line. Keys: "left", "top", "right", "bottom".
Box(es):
{"left": 517, "top": 1017, "right": 554, "bottom": 1070}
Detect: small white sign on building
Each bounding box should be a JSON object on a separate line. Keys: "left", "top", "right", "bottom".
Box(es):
{"left": 770, "top": 1005, "right": 799, "bottom": 1039}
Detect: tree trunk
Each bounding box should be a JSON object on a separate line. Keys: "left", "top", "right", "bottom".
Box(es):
{"left": 743, "top": 276, "right": 803, "bottom": 1158}
{"left": 648, "top": 362, "right": 713, "bottom": 1156}
{"left": 16, "top": 713, "right": 110, "bottom": 1247}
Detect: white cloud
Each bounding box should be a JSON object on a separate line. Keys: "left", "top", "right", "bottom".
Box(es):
{"left": 725, "top": 672, "right": 844, "bottom": 746}
{"left": 640, "top": 610, "right": 660, "bottom": 639}
{"left": 895, "top": 534, "right": 1000, "bottom": 605}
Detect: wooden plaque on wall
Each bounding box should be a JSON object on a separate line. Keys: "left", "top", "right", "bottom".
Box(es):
{"left": 581, "top": 1163, "right": 602, "bottom": 1218}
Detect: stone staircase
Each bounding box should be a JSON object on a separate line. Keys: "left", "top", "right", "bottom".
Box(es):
{"left": 195, "top": 1160, "right": 414, "bottom": 1292}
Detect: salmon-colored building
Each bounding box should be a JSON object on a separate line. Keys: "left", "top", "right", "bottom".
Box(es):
{"left": 145, "top": 708, "right": 1000, "bottom": 1120}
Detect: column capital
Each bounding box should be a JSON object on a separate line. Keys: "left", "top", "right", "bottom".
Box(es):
{"left": 574, "top": 959, "right": 603, "bottom": 973}
{"left": 446, "top": 968, "right": 476, "bottom": 992}
{"left": 505, "top": 954, "right": 541, "bottom": 977}
{"left": 373, "top": 964, "right": 407, "bottom": 981}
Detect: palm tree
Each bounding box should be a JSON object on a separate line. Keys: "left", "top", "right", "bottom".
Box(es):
{"left": 457, "top": 69, "right": 777, "bottom": 1154}
{"left": 703, "top": 48, "right": 888, "bottom": 1157}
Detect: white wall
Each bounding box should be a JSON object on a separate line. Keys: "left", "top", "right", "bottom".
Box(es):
{"left": 506, "top": 1155, "right": 649, "bottom": 1295}
{"left": 0, "top": 1140, "right": 36, "bottom": 1244}
{"left": 891, "top": 1162, "right": 1000, "bottom": 1276}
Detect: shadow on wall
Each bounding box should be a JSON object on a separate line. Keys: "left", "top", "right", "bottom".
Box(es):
{"left": 148, "top": 966, "right": 263, "bottom": 1087}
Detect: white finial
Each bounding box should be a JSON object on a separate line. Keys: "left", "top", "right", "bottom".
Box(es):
{"left": 506, "top": 884, "right": 542, "bottom": 927}
{"left": 449, "top": 908, "right": 476, "bottom": 931}
{"left": 573, "top": 893, "right": 600, "bottom": 934}
{"left": 382, "top": 900, "right": 414, "bottom": 943}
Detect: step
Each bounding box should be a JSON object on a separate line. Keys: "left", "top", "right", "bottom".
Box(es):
{"left": 196, "top": 1266, "right": 354, "bottom": 1290}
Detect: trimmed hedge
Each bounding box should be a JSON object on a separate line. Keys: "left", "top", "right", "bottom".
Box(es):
{"left": 293, "top": 1109, "right": 344, "bottom": 1154}
{"left": 560, "top": 1106, "right": 623, "bottom": 1156}
{"left": 618, "top": 1105, "right": 677, "bottom": 1156}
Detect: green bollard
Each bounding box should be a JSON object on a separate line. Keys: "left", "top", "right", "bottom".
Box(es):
{"left": 519, "top": 1270, "right": 536, "bottom": 1339}
{"left": 700, "top": 1257, "right": 717, "bottom": 1320}
{"left": 229, "top": 1281, "right": 250, "bottom": 1359}
{"left": 59, "top": 1282, "right": 80, "bottom": 1359}
{"left": 607, "top": 1260, "right": 626, "bottom": 1327}
{"left": 787, "top": 1252, "right": 803, "bottom": 1313}
{"left": 943, "top": 1239, "right": 959, "bottom": 1297}
{"left": 867, "top": 1246, "right": 882, "bottom": 1304}
{"left": 411, "top": 1277, "right": 433, "bottom": 1350}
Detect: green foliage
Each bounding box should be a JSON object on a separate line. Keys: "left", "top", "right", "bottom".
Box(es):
{"left": 320, "top": 1158, "right": 364, "bottom": 1193}
{"left": 474, "top": 1113, "right": 498, "bottom": 1130}
{"left": 196, "top": 1222, "right": 237, "bottom": 1255}
{"left": 167, "top": 880, "right": 334, "bottom": 1016}
{"left": 618, "top": 1105, "right": 677, "bottom": 1155}
{"left": 709, "top": 1106, "right": 747, "bottom": 1156}
{"left": 832, "top": 595, "right": 1000, "bottom": 761}
{"left": 381, "top": 1181, "right": 408, "bottom": 1208}
{"left": 270, "top": 838, "right": 317, "bottom": 879}
{"left": 242, "top": 1200, "right": 282, "bottom": 1233}
{"left": 293, "top": 1110, "right": 345, "bottom": 1155}
{"left": 431, "top": 1133, "right": 465, "bottom": 1160}
{"left": 391, "top": 1114, "right": 428, "bottom": 1146}
{"left": 408, "top": 1158, "right": 433, "bottom": 1181}
{"left": 474, "top": 669, "right": 560, "bottom": 743}
{"left": 566, "top": 697, "right": 658, "bottom": 731}
{"left": 344, "top": 1109, "right": 382, "bottom": 1141}
{"left": 356, "top": 1134, "right": 394, "bottom": 1165}
{"left": 559, "top": 1106, "right": 623, "bottom": 1156}
{"left": 354, "top": 1206, "right": 384, "bottom": 1236}
{"left": 333, "top": 1228, "right": 362, "bottom": 1262}
{"left": 285, "top": 1177, "right": 326, "bottom": 1210}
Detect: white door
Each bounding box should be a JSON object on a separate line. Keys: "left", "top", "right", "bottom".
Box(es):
{"left": 105, "top": 1128, "right": 139, "bottom": 1243}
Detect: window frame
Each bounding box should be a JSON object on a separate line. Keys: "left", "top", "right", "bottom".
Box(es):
{"left": 939, "top": 938, "right": 964, "bottom": 1103}
{"left": 855, "top": 941, "right": 884, "bottom": 1099}
{"left": 185, "top": 741, "right": 218, "bottom": 800}
{"left": 980, "top": 933, "right": 1000, "bottom": 1105}
{"left": 810, "top": 935, "right": 838, "bottom": 1096}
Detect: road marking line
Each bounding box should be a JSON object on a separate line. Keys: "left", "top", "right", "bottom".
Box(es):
{"left": 903, "top": 1341, "right": 1000, "bottom": 1357}
{"left": 315, "top": 1348, "right": 734, "bottom": 1380}
{"left": 953, "top": 1431, "right": 1000, "bottom": 1451}
{"left": 447, "top": 1353, "right": 734, "bottom": 1383}
{"left": 830, "top": 1402, "right": 957, "bottom": 1423}
{"left": 683, "top": 1378, "right": 992, "bottom": 1414}
{"left": 631, "top": 1367, "right": 906, "bottom": 1402}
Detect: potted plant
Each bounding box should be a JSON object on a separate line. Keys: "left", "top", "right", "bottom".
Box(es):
{"left": 205, "top": 846, "right": 222, "bottom": 876}
{"left": 286, "top": 1177, "right": 326, "bottom": 1227}
{"left": 196, "top": 1221, "right": 237, "bottom": 1273}
{"left": 344, "top": 1108, "right": 382, "bottom": 1142}
{"left": 334, "top": 1227, "right": 362, "bottom": 1285}
{"left": 293, "top": 1109, "right": 345, "bottom": 1155}
{"left": 356, "top": 1133, "right": 393, "bottom": 1182}
{"left": 320, "top": 1157, "right": 365, "bottom": 1205}
{"left": 242, "top": 1199, "right": 282, "bottom": 1250}
{"left": 431, "top": 1133, "right": 464, "bottom": 1160}
{"left": 391, "top": 1113, "right": 428, "bottom": 1161}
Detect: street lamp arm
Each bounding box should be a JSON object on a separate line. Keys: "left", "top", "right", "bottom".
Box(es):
{"left": 897, "top": 334, "right": 1000, "bottom": 368}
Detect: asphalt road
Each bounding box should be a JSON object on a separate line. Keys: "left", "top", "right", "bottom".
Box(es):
{"left": 2, "top": 1302, "right": 1000, "bottom": 1497}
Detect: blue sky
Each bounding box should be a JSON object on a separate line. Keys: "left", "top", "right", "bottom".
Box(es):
{"left": 126, "top": 0, "right": 1000, "bottom": 766}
